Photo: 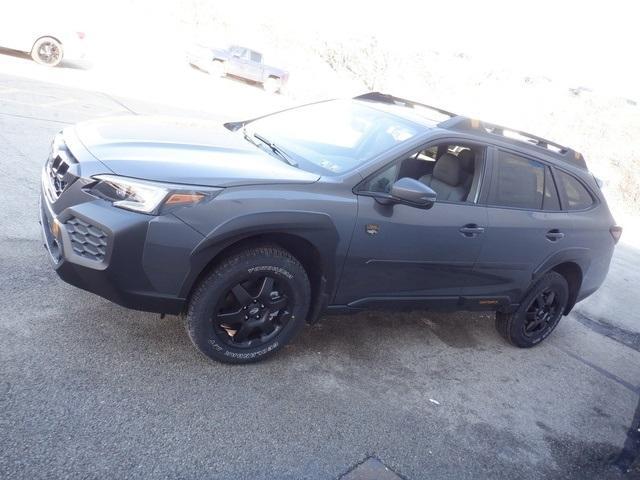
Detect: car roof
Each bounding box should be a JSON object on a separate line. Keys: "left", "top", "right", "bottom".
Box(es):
{"left": 354, "top": 92, "right": 589, "bottom": 173}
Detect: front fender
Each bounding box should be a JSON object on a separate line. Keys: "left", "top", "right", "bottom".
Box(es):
{"left": 211, "top": 49, "right": 230, "bottom": 62}
{"left": 179, "top": 210, "right": 340, "bottom": 299}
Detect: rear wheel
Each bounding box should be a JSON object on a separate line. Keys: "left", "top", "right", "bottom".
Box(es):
{"left": 31, "top": 37, "right": 63, "bottom": 66}
{"left": 263, "top": 76, "right": 282, "bottom": 93}
{"left": 496, "top": 271, "right": 568, "bottom": 347}
{"left": 185, "top": 246, "right": 310, "bottom": 364}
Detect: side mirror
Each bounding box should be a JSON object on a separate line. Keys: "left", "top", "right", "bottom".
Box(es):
{"left": 376, "top": 177, "right": 437, "bottom": 209}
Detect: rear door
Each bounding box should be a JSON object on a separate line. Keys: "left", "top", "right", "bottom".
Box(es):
{"left": 470, "top": 147, "right": 569, "bottom": 299}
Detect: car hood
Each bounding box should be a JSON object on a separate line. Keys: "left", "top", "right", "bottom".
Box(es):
{"left": 73, "top": 115, "right": 319, "bottom": 187}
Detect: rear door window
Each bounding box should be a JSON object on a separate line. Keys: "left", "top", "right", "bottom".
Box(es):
{"left": 554, "top": 169, "right": 594, "bottom": 210}
{"left": 488, "top": 150, "right": 545, "bottom": 210}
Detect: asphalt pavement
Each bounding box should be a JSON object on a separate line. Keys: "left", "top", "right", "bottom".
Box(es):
{"left": 0, "top": 71, "right": 639, "bottom": 479}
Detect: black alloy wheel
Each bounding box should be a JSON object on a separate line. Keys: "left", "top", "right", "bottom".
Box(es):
{"left": 523, "top": 288, "right": 561, "bottom": 337}
{"left": 495, "top": 271, "right": 569, "bottom": 348}
{"left": 214, "top": 275, "right": 292, "bottom": 348}
{"left": 185, "top": 245, "right": 310, "bottom": 364}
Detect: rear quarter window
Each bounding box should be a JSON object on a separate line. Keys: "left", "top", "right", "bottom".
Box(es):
{"left": 554, "top": 169, "right": 594, "bottom": 210}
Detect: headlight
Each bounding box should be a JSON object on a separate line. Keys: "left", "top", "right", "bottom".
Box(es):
{"left": 89, "top": 175, "right": 219, "bottom": 214}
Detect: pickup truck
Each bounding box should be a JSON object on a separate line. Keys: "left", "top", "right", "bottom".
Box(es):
{"left": 188, "top": 44, "right": 289, "bottom": 93}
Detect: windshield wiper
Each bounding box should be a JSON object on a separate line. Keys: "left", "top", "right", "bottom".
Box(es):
{"left": 250, "top": 131, "right": 298, "bottom": 167}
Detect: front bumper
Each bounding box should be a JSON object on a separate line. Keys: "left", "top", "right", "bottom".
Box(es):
{"left": 39, "top": 177, "right": 204, "bottom": 314}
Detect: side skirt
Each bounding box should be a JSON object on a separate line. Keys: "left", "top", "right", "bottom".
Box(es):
{"left": 323, "top": 295, "right": 514, "bottom": 315}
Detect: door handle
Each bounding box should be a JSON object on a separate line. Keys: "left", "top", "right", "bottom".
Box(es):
{"left": 459, "top": 224, "right": 485, "bottom": 237}
{"left": 546, "top": 229, "right": 565, "bottom": 241}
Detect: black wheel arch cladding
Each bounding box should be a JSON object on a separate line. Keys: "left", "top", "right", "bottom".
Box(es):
{"left": 180, "top": 210, "right": 340, "bottom": 306}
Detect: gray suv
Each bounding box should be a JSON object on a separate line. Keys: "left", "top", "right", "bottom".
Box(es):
{"left": 39, "top": 93, "right": 621, "bottom": 363}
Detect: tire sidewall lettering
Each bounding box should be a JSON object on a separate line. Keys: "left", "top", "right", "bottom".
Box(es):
{"left": 247, "top": 265, "right": 293, "bottom": 279}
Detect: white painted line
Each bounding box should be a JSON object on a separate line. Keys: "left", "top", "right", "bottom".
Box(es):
{"left": 42, "top": 99, "right": 77, "bottom": 108}
{"left": 0, "top": 98, "right": 42, "bottom": 107}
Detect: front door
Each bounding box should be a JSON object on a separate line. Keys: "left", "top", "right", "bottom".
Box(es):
{"left": 337, "top": 197, "right": 487, "bottom": 306}
{"left": 244, "top": 50, "right": 264, "bottom": 82}
{"left": 336, "top": 146, "right": 489, "bottom": 307}
{"left": 227, "top": 46, "right": 246, "bottom": 77}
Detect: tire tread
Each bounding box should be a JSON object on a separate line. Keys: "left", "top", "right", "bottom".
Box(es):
{"left": 185, "top": 245, "right": 310, "bottom": 364}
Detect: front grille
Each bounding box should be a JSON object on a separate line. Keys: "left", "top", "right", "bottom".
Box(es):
{"left": 65, "top": 217, "right": 108, "bottom": 262}
{"left": 45, "top": 147, "right": 77, "bottom": 201}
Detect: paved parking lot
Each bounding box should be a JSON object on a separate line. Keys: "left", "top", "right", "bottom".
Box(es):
{"left": 0, "top": 72, "right": 639, "bottom": 479}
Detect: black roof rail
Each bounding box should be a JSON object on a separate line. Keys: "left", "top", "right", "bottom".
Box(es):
{"left": 439, "top": 116, "right": 588, "bottom": 170}
{"left": 354, "top": 92, "right": 587, "bottom": 170}
{"left": 354, "top": 92, "right": 458, "bottom": 119}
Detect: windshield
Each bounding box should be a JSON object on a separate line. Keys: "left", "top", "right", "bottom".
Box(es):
{"left": 245, "top": 100, "right": 423, "bottom": 175}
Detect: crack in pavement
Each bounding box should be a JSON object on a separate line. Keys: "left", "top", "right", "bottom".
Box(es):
{"left": 556, "top": 346, "right": 640, "bottom": 395}
{"left": 574, "top": 311, "right": 640, "bottom": 353}
{"left": 337, "top": 456, "right": 407, "bottom": 480}
{"left": 613, "top": 395, "right": 640, "bottom": 474}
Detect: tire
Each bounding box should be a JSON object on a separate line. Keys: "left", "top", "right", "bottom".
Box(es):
{"left": 263, "top": 76, "right": 281, "bottom": 94}
{"left": 185, "top": 246, "right": 310, "bottom": 364}
{"left": 210, "top": 59, "right": 226, "bottom": 77}
{"left": 31, "top": 37, "right": 63, "bottom": 67}
{"left": 495, "top": 271, "right": 569, "bottom": 348}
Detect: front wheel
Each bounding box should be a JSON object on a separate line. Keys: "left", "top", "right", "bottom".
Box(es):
{"left": 185, "top": 246, "right": 310, "bottom": 364}
{"left": 31, "top": 37, "right": 63, "bottom": 66}
{"left": 209, "top": 59, "right": 226, "bottom": 77}
{"left": 495, "top": 271, "right": 569, "bottom": 347}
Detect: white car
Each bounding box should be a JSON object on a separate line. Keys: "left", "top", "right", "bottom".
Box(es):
{"left": 0, "top": 5, "right": 87, "bottom": 67}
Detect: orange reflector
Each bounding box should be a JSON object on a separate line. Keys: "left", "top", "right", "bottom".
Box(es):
{"left": 165, "top": 193, "right": 204, "bottom": 205}
{"left": 610, "top": 225, "right": 623, "bottom": 244}
{"left": 51, "top": 220, "right": 60, "bottom": 238}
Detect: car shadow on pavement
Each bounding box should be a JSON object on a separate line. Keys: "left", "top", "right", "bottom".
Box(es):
{"left": 66, "top": 294, "right": 495, "bottom": 369}
{"left": 284, "top": 310, "right": 496, "bottom": 363}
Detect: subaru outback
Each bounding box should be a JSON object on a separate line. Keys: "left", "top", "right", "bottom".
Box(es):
{"left": 39, "top": 93, "right": 621, "bottom": 363}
